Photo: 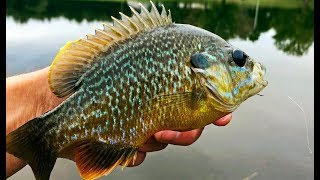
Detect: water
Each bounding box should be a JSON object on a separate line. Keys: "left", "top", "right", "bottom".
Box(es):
{"left": 6, "top": 0, "right": 314, "bottom": 179}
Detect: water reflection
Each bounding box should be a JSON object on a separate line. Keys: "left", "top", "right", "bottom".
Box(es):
{"left": 6, "top": 0, "right": 314, "bottom": 56}
{"left": 6, "top": 1, "right": 314, "bottom": 180}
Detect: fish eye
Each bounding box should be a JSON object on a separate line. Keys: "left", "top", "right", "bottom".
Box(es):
{"left": 232, "top": 49, "right": 247, "bottom": 67}
{"left": 191, "top": 53, "right": 209, "bottom": 69}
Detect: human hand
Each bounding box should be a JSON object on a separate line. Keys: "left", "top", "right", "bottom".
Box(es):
{"left": 6, "top": 67, "right": 232, "bottom": 176}
{"left": 126, "top": 113, "right": 232, "bottom": 166}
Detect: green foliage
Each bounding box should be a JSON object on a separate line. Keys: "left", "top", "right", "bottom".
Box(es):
{"left": 6, "top": 0, "right": 314, "bottom": 56}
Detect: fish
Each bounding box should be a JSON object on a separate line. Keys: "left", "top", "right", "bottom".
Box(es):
{"left": 6, "top": 1, "right": 268, "bottom": 180}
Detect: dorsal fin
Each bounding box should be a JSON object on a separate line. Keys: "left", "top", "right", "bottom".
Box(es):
{"left": 48, "top": 1, "right": 173, "bottom": 97}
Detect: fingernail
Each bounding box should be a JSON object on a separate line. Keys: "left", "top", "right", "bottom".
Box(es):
{"left": 174, "top": 132, "right": 181, "bottom": 139}
{"left": 160, "top": 131, "right": 180, "bottom": 143}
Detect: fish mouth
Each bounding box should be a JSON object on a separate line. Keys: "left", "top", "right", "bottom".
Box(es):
{"left": 253, "top": 62, "right": 268, "bottom": 87}
{"left": 260, "top": 80, "right": 268, "bottom": 87}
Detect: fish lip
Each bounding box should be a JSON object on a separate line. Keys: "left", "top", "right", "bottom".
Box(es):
{"left": 260, "top": 63, "right": 268, "bottom": 87}
{"left": 261, "top": 80, "right": 268, "bottom": 87}
{"left": 253, "top": 61, "right": 268, "bottom": 88}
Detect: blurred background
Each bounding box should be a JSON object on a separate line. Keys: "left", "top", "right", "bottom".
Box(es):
{"left": 6, "top": 0, "right": 314, "bottom": 179}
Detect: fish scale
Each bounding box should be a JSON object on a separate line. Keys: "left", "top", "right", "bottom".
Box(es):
{"left": 6, "top": 2, "right": 267, "bottom": 180}
{"left": 51, "top": 27, "right": 200, "bottom": 150}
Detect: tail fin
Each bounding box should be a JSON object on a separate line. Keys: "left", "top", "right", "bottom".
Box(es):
{"left": 6, "top": 116, "right": 58, "bottom": 180}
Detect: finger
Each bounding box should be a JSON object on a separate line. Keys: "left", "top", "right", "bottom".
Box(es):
{"left": 138, "top": 135, "right": 168, "bottom": 152}
{"left": 213, "top": 114, "right": 232, "bottom": 126}
{"left": 123, "top": 151, "right": 146, "bottom": 167}
{"left": 154, "top": 128, "right": 204, "bottom": 146}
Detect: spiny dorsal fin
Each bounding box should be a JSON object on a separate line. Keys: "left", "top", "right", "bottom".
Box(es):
{"left": 49, "top": 1, "right": 172, "bottom": 97}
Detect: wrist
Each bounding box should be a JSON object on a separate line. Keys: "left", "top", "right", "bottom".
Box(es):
{"left": 34, "top": 67, "right": 66, "bottom": 114}
{"left": 6, "top": 67, "right": 67, "bottom": 178}
{"left": 6, "top": 67, "right": 66, "bottom": 134}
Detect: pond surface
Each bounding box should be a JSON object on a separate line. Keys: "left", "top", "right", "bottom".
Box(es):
{"left": 6, "top": 0, "right": 314, "bottom": 179}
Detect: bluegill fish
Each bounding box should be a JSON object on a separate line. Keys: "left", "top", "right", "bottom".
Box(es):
{"left": 6, "top": 1, "right": 267, "bottom": 180}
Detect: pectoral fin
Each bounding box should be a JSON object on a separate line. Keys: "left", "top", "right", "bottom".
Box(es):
{"left": 147, "top": 88, "right": 207, "bottom": 110}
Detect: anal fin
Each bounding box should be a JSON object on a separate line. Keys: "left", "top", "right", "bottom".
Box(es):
{"left": 74, "top": 141, "right": 137, "bottom": 180}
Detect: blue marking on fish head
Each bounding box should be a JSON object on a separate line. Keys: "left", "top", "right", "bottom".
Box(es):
{"left": 190, "top": 43, "right": 268, "bottom": 111}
